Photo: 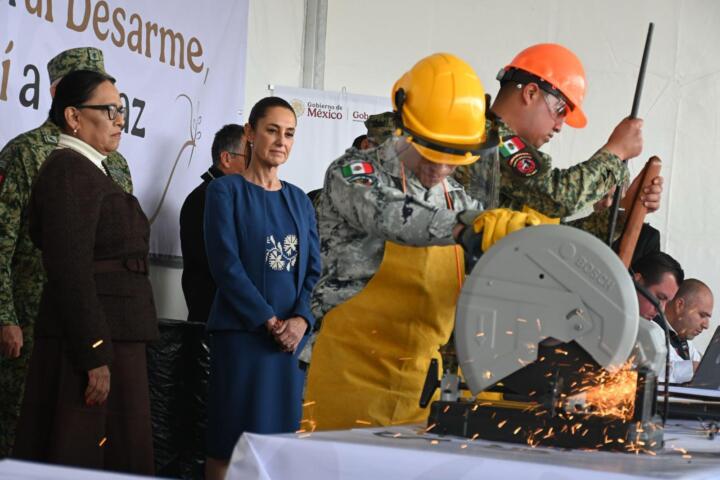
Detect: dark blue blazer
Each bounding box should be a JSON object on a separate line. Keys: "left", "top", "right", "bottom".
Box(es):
{"left": 203, "top": 175, "right": 320, "bottom": 332}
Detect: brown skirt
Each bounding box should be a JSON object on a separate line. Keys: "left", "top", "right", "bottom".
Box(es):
{"left": 13, "top": 337, "right": 154, "bottom": 475}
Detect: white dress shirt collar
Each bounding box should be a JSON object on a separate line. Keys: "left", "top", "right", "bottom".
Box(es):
{"left": 57, "top": 133, "right": 108, "bottom": 175}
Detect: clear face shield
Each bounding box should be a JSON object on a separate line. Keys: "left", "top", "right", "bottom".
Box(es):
{"left": 461, "top": 136, "right": 500, "bottom": 210}
{"left": 386, "top": 129, "right": 501, "bottom": 207}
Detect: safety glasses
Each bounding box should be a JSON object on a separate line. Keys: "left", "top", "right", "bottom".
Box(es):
{"left": 542, "top": 93, "right": 569, "bottom": 121}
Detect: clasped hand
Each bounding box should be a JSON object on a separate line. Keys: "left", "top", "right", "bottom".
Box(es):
{"left": 266, "top": 316, "right": 307, "bottom": 353}
{"left": 86, "top": 364, "right": 111, "bottom": 406}
{"left": 0, "top": 325, "right": 23, "bottom": 358}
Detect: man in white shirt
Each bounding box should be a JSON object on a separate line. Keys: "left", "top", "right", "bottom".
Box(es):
{"left": 661, "top": 279, "right": 714, "bottom": 384}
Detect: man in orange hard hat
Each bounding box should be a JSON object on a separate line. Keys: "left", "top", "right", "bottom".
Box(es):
{"left": 455, "top": 43, "right": 662, "bottom": 233}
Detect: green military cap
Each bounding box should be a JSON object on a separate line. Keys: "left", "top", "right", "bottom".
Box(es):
{"left": 364, "top": 112, "right": 398, "bottom": 145}
{"left": 47, "top": 47, "right": 114, "bottom": 84}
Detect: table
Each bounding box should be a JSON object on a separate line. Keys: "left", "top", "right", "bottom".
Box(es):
{"left": 0, "top": 460, "right": 154, "bottom": 479}
{"left": 227, "top": 422, "right": 720, "bottom": 480}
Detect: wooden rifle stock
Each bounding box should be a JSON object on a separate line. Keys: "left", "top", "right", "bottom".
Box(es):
{"left": 617, "top": 156, "right": 662, "bottom": 267}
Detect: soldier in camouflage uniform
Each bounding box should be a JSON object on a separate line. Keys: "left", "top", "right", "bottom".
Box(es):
{"left": 455, "top": 43, "right": 663, "bottom": 229}
{"left": 308, "top": 138, "right": 481, "bottom": 325}
{"left": 0, "top": 47, "right": 133, "bottom": 457}
{"left": 366, "top": 46, "right": 662, "bottom": 239}
{"left": 301, "top": 53, "right": 556, "bottom": 431}
{"left": 368, "top": 110, "right": 634, "bottom": 221}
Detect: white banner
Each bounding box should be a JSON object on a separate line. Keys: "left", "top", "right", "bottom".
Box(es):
{"left": 272, "top": 86, "right": 392, "bottom": 192}
{"left": 0, "top": 0, "right": 249, "bottom": 258}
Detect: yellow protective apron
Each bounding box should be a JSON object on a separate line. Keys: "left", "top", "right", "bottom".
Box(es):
{"left": 303, "top": 176, "right": 463, "bottom": 431}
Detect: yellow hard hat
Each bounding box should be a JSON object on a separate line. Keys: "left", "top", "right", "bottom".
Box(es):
{"left": 392, "top": 53, "right": 488, "bottom": 166}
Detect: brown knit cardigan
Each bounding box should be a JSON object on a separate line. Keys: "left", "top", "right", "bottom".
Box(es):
{"left": 29, "top": 148, "right": 158, "bottom": 371}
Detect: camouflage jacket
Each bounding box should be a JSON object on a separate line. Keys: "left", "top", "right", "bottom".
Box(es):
{"left": 0, "top": 120, "right": 133, "bottom": 327}
{"left": 455, "top": 116, "right": 629, "bottom": 219}
{"left": 310, "top": 141, "right": 481, "bottom": 325}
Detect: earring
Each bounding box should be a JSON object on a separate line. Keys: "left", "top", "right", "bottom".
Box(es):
{"left": 249, "top": 142, "right": 254, "bottom": 148}
{"left": 73, "top": 128, "right": 78, "bottom": 135}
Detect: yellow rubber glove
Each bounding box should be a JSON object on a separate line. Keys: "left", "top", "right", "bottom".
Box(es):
{"left": 521, "top": 205, "right": 561, "bottom": 226}
{"left": 470, "top": 207, "right": 559, "bottom": 252}
{"left": 471, "top": 209, "right": 515, "bottom": 252}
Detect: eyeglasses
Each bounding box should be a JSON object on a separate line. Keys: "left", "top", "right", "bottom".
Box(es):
{"left": 226, "top": 151, "right": 245, "bottom": 158}
{"left": 542, "top": 93, "right": 569, "bottom": 121}
{"left": 75, "top": 104, "right": 126, "bottom": 120}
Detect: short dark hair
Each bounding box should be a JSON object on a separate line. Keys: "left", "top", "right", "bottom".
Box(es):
{"left": 631, "top": 251, "right": 684, "bottom": 287}
{"left": 674, "top": 278, "right": 712, "bottom": 305}
{"left": 211, "top": 124, "right": 245, "bottom": 166}
{"left": 352, "top": 134, "right": 367, "bottom": 149}
{"left": 49, "top": 69, "right": 115, "bottom": 131}
{"left": 495, "top": 80, "right": 522, "bottom": 102}
{"left": 247, "top": 96, "right": 296, "bottom": 130}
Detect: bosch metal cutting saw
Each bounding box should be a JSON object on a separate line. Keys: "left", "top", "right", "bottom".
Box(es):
{"left": 421, "top": 225, "right": 667, "bottom": 452}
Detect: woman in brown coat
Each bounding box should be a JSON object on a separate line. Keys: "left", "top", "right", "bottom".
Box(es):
{"left": 13, "top": 69, "right": 158, "bottom": 474}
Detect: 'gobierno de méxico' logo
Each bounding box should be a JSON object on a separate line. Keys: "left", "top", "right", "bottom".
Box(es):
{"left": 291, "top": 99, "right": 306, "bottom": 117}
{"left": 291, "top": 98, "right": 344, "bottom": 120}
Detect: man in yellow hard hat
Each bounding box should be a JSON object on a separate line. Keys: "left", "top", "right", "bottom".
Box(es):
{"left": 455, "top": 43, "right": 662, "bottom": 231}
{"left": 301, "top": 53, "right": 557, "bottom": 431}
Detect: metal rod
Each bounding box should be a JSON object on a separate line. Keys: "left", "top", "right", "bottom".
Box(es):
{"left": 607, "top": 22, "right": 655, "bottom": 246}
{"left": 631, "top": 23, "right": 654, "bottom": 118}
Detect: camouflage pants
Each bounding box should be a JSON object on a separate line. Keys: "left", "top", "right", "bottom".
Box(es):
{"left": 0, "top": 323, "right": 33, "bottom": 458}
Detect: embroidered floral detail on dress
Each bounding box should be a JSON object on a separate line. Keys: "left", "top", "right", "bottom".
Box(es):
{"left": 266, "top": 234, "right": 298, "bottom": 271}
{"left": 283, "top": 234, "right": 298, "bottom": 255}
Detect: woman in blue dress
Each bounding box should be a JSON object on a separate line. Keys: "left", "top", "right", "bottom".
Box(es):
{"left": 203, "top": 97, "right": 320, "bottom": 480}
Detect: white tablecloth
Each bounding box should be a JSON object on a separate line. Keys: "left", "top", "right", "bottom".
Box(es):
{"left": 0, "top": 459, "right": 155, "bottom": 479}
{"left": 227, "top": 422, "right": 720, "bottom": 480}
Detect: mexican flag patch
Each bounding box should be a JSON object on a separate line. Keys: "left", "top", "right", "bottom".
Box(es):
{"left": 499, "top": 137, "right": 525, "bottom": 158}
{"left": 341, "top": 161, "right": 374, "bottom": 178}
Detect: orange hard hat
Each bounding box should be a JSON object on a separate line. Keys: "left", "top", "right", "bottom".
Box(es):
{"left": 499, "top": 43, "right": 587, "bottom": 128}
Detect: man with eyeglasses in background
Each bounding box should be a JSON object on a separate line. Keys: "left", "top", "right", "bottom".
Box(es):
{"left": 180, "top": 124, "right": 247, "bottom": 325}
{"left": 0, "top": 46, "right": 133, "bottom": 458}
{"left": 455, "top": 43, "right": 663, "bottom": 237}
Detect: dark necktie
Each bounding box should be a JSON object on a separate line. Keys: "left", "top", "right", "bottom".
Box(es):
{"left": 668, "top": 329, "right": 690, "bottom": 361}
{"left": 652, "top": 314, "right": 690, "bottom": 360}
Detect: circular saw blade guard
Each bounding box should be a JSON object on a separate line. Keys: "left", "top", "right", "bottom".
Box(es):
{"left": 455, "top": 225, "right": 639, "bottom": 394}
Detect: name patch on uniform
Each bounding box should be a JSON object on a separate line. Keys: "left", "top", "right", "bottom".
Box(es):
{"left": 508, "top": 152, "right": 538, "bottom": 177}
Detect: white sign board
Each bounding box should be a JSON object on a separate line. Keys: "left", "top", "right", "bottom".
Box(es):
{"left": 272, "top": 85, "right": 392, "bottom": 192}
{"left": 0, "top": 0, "right": 249, "bottom": 258}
